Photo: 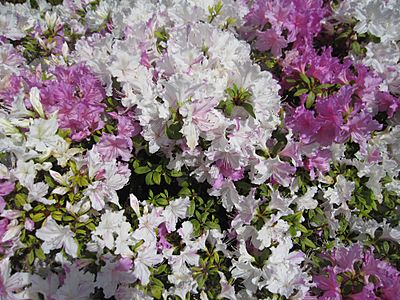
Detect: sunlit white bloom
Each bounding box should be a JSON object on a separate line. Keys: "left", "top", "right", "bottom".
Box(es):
{"left": 29, "top": 87, "right": 45, "bottom": 118}
{"left": 133, "top": 245, "right": 163, "bottom": 285}
{"left": 133, "top": 207, "right": 164, "bottom": 244}
{"left": 27, "top": 181, "right": 55, "bottom": 206}
{"left": 29, "top": 272, "right": 59, "bottom": 300}
{"left": 0, "top": 257, "right": 30, "bottom": 300}
{"left": 92, "top": 210, "right": 127, "bottom": 250}
{"left": 163, "top": 197, "right": 190, "bottom": 231}
{"left": 257, "top": 215, "right": 290, "bottom": 250}
{"left": 36, "top": 216, "right": 78, "bottom": 258}
{"left": 55, "top": 265, "right": 95, "bottom": 300}
{"left": 13, "top": 160, "right": 36, "bottom": 187}
{"left": 26, "top": 117, "right": 62, "bottom": 153}
{"left": 96, "top": 258, "right": 136, "bottom": 298}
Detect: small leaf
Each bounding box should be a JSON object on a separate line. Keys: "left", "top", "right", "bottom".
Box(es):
{"left": 27, "top": 250, "right": 35, "bottom": 265}
{"left": 242, "top": 102, "right": 256, "bottom": 118}
{"left": 303, "top": 237, "right": 317, "bottom": 249}
{"left": 205, "top": 221, "right": 220, "bottom": 230}
{"left": 151, "top": 285, "right": 163, "bottom": 299}
{"left": 296, "top": 223, "right": 309, "bottom": 234}
{"left": 170, "top": 170, "right": 183, "bottom": 177}
{"left": 294, "top": 88, "right": 308, "bottom": 97}
{"left": 305, "top": 91, "right": 316, "bottom": 109}
{"left": 31, "top": 213, "right": 46, "bottom": 223}
{"left": 35, "top": 247, "right": 46, "bottom": 261}
{"left": 299, "top": 73, "right": 310, "bottom": 86}
{"left": 166, "top": 122, "right": 183, "bottom": 140}
{"left": 135, "top": 166, "right": 151, "bottom": 174}
{"left": 145, "top": 172, "right": 154, "bottom": 185}
{"left": 153, "top": 172, "right": 161, "bottom": 185}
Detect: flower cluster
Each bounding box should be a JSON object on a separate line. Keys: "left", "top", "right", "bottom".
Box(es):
{"left": 313, "top": 244, "right": 400, "bottom": 299}
{"left": 0, "top": 0, "right": 399, "bottom": 299}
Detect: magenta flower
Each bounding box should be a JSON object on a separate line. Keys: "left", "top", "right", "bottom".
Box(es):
{"left": 304, "top": 149, "right": 331, "bottom": 180}
{"left": 96, "top": 133, "right": 133, "bottom": 162}
{"left": 157, "top": 223, "right": 172, "bottom": 250}
{"left": 0, "top": 181, "right": 14, "bottom": 213}
{"left": 40, "top": 63, "right": 106, "bottom": 141}
{"left": 313, "top": 267, "right": 341, "bottom": 300}
{"left": 255, "top": 29, "right": 288, "bottom": 57}
{"left": 286, "top": 106, "right": 321, "bottom": 144}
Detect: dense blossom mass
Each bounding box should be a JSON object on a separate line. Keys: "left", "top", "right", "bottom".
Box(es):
{"left": 0, "top": 0, "right": 399, "bottom": 299}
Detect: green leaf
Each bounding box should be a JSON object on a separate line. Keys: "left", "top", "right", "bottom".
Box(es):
{"left": 305, "top": 91, "right": 316, "bottom": 109}
{"left": 166, "top": 122, "right": 183, "bottom": 140}
{"left": 31, "top": 213, "right": 46, "bottom": 223}
{"left": 15, "top": 194, "right": 27, "bottom": 207}
{"left": 27, "top": 249, "right": 35, "bottom": 265}
{"left": 86, "top": 222, "right": 96, "bottom": 231}
{"left": 35, "top": 247, "right": 46, "bottom": 261}
{"left": 151, "top": 285, "right": 163, "bottom": 299}
{"left": 188, "top": 200, "right": 195, "bottom": 216}
{"left": 153, "top": 172, "right": 161, "bottom": 185}
{"left": 170, "top": 170, "right": 183, "bottom": 177}
{"left": 51, "top": 211, "right": 63, "bottom": 221}
{"left": 205, "top": 221, "right": 220, "bottom": 230}
{"left": 303, "top": 237, "right": 317, "bottom": 249}
{"left": 294, "top": 88, "right": 308, "bottom": 97}
{"left": 299, "top": 73, "right": 310, "bottom": 86}
{"left": 224, "top": 99, "right": 234, "bottom": 116}
{"left": 163, "top": 174, "right": 171, "bottom": 184}
{"left": 352, "top": 41, "right": 362, "bottom": 55}
{"left": 135, "top": 166, "right": 151, "bottom": 174}
{"left": 145, "top": 172, "right": 154, "bottom": 185}
{"left": 191, "top": 219, "right": 201, "bottom": 236}
{"left": 242, "top": 102, "right": 256, "bottom": 118}
{"left": 62, "top": 216, "right": 75, "bottom": 222}
{"left": 156, "top": 197, "right": 169, "bottom": 206}
{"left": 296, "top": 223, "right": 309, "bottom": 234}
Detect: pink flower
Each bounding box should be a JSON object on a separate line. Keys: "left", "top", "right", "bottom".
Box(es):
{"left": 0, "top": 182, "right": 14, "bottom": 213}
{"left": 96, "top": 134, "right": 133, "bottom": 162}
{"left": 313, "top": 267, "right": 341, "bottom": 300}
{"left": 255, "top": 29, "right": 288, "bottom": 57}
{"left": 304, "top": 149, "right": 331, "bottom": 180}
{"left": 157, "top": 223, "right": 172, "bottom": 250}
{"left": 286, "top": 106, "right": 321, "bottom": 144}
{"left": 40, "top": 64, "right": 106, "bottom": 141}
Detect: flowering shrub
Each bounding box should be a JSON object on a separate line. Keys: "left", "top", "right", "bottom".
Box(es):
{"left": 0, "top": 0, "right": 399, "bottom": 299}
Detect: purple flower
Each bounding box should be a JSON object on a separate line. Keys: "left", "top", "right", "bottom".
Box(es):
{"left": 304, "top": 149, "right": 331, "bottom": 180}
{"left": 286, "top": 106, "right": 321, "bottom": 144}
{"left": 40, "top": 63, "right": 106, "bottom": 141}
{"left": 349, "top": 283, "right": 375, "bottom": 300}
{"left": 313, "top": 267, "right": 341, "bottom": 299}
{"left": 0, "top": 181, "right": 14, "bottom": 213}
{"left": 255, "top": 29, "right": 288, "bottom": 57}
{"left": 96, "top": 133, "right": 133, "bottom": 162}
{"left": 157, "top": 223, "right": 172, "bottom": 250}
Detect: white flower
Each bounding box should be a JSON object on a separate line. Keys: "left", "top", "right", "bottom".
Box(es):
{"left": 55, "top": 265, "right": 95, "bottom": 300}
{"left": 29, "top": 272, "right": 59, "bottom": 300}
{"left": 115, "top": 222, "right": 135, "bottom": 258}
{"left": 133, "top": 208, "right": 164, "bottom": 244}
{"left": 0, "top": 258, "right": 30, "bottom": 300}
{"left": 13, "top": 160, "right": 36, "bottom": 187}
{"left": 163, "top": 197, "right": 191, "bottom": 231}
{"left": 133, "top": 245, "right": 163, "bottom": 285}
{"left": 27, "top": 181, "right": 55, "bottom": 206}
{"left": 26, "top": 117, "right": 62, "bottom": 153}
{"left": 29, "top": 87, "right": 45, "bottom": 118}
{"left": 96, "top": 258, "right": 136, "bottom": 298}
{"left": 294, "top": 186, "right": 318, "bottom": 210}
{"left": 92, "top": 210, "right": 127, "bottom": 250}
{"left": 36, "top": 216, "right": 78, "bottom": 258}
